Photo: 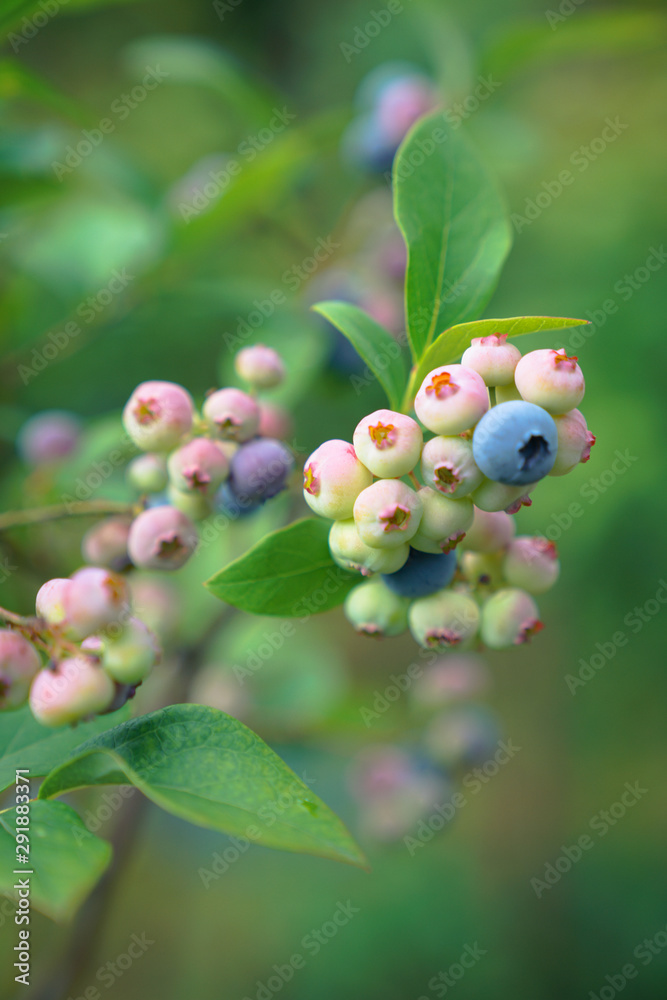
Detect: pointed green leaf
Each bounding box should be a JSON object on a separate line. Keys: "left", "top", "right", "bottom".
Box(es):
{"left": 0, "top": 703, "right": 131, "bottom": 795}
{"left": 39, "top": 705, "right": 368, "bottom": 869}
{"left": 0, "top": 801, "right": 111, "bottom": 922}
{"left": 313, "top": 301, "right": 409, "bottom": 410}
{"left": 404, "top": 315, "right": 591, "bottom": 407}
{"left": 205, "top": 518, "right": 358, "bottom": 617}
{"left": 393, "top": 111, "right": 512, "bottom": 361}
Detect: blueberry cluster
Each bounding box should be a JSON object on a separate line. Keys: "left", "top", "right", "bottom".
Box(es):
{"left": 349, "top": 655, "right": 500, "bottom": 842}
{"left": 122, "top": 344, "right": 294, "bottom": 572}
{"left": 303, "top": 337, "right": 595, "bottom": 651}
{"left": 342, "top": 64, "right": 437, "bottom": 173}
{"left": 0, "top": 568, "right": 158, "bottom": 727}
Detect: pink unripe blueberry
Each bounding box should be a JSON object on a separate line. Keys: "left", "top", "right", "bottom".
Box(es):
{"left": 410, "top": 488, "right": 473, "bottom": 554}
{"left": 514, "top": 349, "right": 585, "bottom": 414}
{"left": 420, "top": 435, "right": 483, "bottom": 498}
{"left": 234, "top": 344, "right": 286, "bottom": 389}
{"left": 258, "top": 401, "right": 293, "bottom": 441}
{"left": 461, "top": 333, "right": 522, "bottom": 386}
{"left": 375, "top": 75, "right": 436, "bottom": 144}
{"left": 18, "top": 410, "right": 81, "bottom": 465}
{"left": 64, "top": 567, "right": 131, "bottom": 639}
{"left": 0, "top": 630, "right": 41, "bottom": 710}
{"left": 459, "top": 508, "right": 515, "bottom": 554}
{"left": 348, "top": 745, "right": 415, "bottom": 799}
{"left": 126, "top": 453, "right": 168, "bottom": 494}
{"left": 82, "top": 517, "right": 132, "bottom": 569}
{"left": 123, "top": 381, "right": 194, "bottom": 452}
{"left": 353, "top": 409, "right": 423, "bottom": 478}
{"left": 343, "top": 578, "right": 409, "bottom": 637}
{"left": 303, "top": 440, "right": 372, "bottom": 520}
{"left": 423, "top": 706, "right": 500, "bottom": 767}
{"left": 35, "top": 578, "right": 71, "bottom": 626}
{"left": 408, "top": 590, "right": 480, "bottom": 649}
{"left": 411, "top": 655, "right": 489, "bottom": 709}
{"left": 480, "top": 588, "right": 543, "bottom": 648}
{"left": 550, "top": 409, "right": 596, "bottom": 476}
{"left": 29, "top": 656, "right": 115, "bottom": 726}
{"left": 329, "top": 519, "right": 409, "bottom": 576}
{"left": 414, "top": 364, "right": 489, "bottom": 435}
{"left": 130, "top": 578, "right": 180, "bottom": 639}
{"left": 128, "top": 505, "right": 198, "bottom": 571}
{"left": 471, "top": 477, "right": 537, "bottom": 514}
{"left": 168, "top": 437, "right": 230, "bottom": 495}
{"left": 353, "top": 479, "right": 423, "bottom": 549}
{"left": 503, "top": 536, "right": 560, "bottom": 594}
{"left": 101, "top": 617, "right": 160, "bottom": 685}
{"left": 203, "top": 388, "right": 260, "bottom": 442}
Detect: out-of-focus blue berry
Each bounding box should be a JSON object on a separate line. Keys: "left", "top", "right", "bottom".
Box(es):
{"left": 214, "top": 482, "right": 262, "bottom": 518}
{"left": 472, "top": 401, "right": 558, "bottom": 486}
{"left": 382, "top": 546, "right": 457, "bottom": 599}
{"left": 228, "top": 438, "right": 294, "bottom": 505}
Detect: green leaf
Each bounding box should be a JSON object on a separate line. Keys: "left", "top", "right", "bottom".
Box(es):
{"left": 405, "top": 315, "right": 590, "bottom": 408}
{"left": 0, "top": 801, "right": 111, "bottom": 922}
{"left": 39, "top": 705, "right": 368, "bottom": 869}
{"left": 205, "top": 518, "right": 358, "bottom": 617}
{"left": 0, "top": 0, "right": 141, "bottom": 39}
{"left": 313, "top": 301, "right": 409, "bottom": 409}
{"left": 393, "top": 111, "right": 512, "bottom": 362}
{"left": 0, "top": 703, "right": 130, "bottom": 795}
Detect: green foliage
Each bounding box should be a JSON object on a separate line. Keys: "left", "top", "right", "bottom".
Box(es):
{"left": 39, "top": 705, "right": 367, "bottom": 868}
{"left": 0, "top": 801, "right": 111, "bottom": 921}
{"left": 313, "top": 301, "right": 409, "bottom": 410}
{"left": 393, "top": 111, "right": 512, "bottom": 362}
{"left": 0, "top": 703, "right": 130, "bottom": 794}
{"left": 206, "top": 518, "right": 358, "bottom": 617}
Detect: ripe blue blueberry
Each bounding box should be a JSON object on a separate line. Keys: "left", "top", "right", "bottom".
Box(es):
{"left": 472, "top": 401, "right": 558, "bottom": 485}
{"left": 228, "top": 438, "right": 294, "bottom": 504}
{"left": 382, "top": 547, "right": 457, "bottom": 599}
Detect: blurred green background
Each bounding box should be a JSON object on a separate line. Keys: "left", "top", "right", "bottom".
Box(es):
{"left": 1, "top": 0, "right": 666, "bottom": 998}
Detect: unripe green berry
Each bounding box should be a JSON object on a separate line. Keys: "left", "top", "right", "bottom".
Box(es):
{"left": 353, "top": 479, "right": 423, "bottom": 549}
{"left": 328, "top": 519, "right": 409, "bottom": 576}
{"left": 408, "top": 590, "right": 480, "bottom": 649}
{"left": 459, "top": 508, "right": 515, "bottom": 554}
{"left": 480, "top": 588, "right": 543, "bottom": 648}
{"left": 420, "top": 435, "right": 483, "bottom": 499}
{"left": 101, "top": 617, "right": 160, "bottom": 684}
{"left": 343, "top": 578, "right": 409, "bottom": 637}
{"left": 126, "top": 453, "right": 168, "bottom": 494}
{"left": 410, "top": 488, "right": 473, "bottom": 554}
{"left": 353, "top": 409, "right": 423, "bottom": 478}
{"left": 471, "top": 477, "right": 537, "bottom": 514}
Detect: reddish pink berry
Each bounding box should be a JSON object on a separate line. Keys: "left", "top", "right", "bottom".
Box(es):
{"left": 550, "top": 409, "right": 596, "bottom": 475}
{"left": 415, "top": 364, "right": 489, "bottom": 435}
{"left": 514, "top": 349, "right": 585, "bottom": 414}
{"left": 203, "top": 388, "right": 260, "bottom": 442}
{"left": 82, "top": 517, "right": 132, "bottom": 569}
{"left": 461, "top": 333, "right": 522, "bottom": 386}
{"left": 29, "top": 656, "right": 115, "bottom": 726}
{"left": 168, "top": 437, "right": 230, "bottom": 495}
{"left": 0, "top": 630, "right": 41, "bottom": 710}
{"left": 64, "top": 567, "right": 131, "bottom": 639}
{"left": 234, "top": 344, "right": 286, "bottom": 389}
{"left": 123, "top": 381, "right": 194, "bottom": 452}
{"left": 128, "top": 505, "right": 198, "bottom": 571}
{"left": 303, "top": 440, "right": 373, "bottom": 520}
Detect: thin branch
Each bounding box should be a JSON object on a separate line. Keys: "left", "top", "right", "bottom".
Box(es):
{"left": 0, "top": 500, "right": 136, "bottom": 533}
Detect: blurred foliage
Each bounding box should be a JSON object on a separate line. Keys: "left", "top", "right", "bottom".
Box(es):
{"left": 1, "top": 0, "right": 666, "bottom": 997}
